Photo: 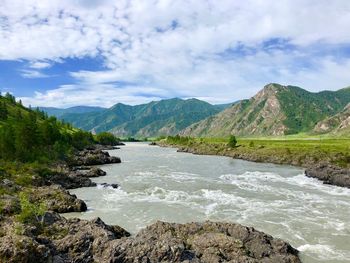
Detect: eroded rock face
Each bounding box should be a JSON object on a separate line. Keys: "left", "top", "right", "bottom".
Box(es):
{"left": 108, "top": 221, "right": 301, "bottom": 263}
{"left": 48, "top": 172, "right": 96, "bottom": 189}
{"left": 28, "top": 185, "right": 87, "bottom": 213}
{"left": 0, "top": 213, "right": 130, "bottom": 263}
{"left": 305, "top": 164, "right": 350, "bottom": 188}
{"left": 71, "top": 150, "right": 121, "bottom": 166}
{"left": 0, "top": 217, "right": 301, "bottom": 263}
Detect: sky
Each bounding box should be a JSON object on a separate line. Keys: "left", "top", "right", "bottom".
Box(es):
{"left": 0, "top": 0, "right": 350, "bottom": 108}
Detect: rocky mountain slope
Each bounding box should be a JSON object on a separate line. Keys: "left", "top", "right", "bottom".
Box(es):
{"left": 181, "top": 83, "right": 350, "bottom": 137}
{"left": 313, "top": 103, "right": 350, "bottom": 135}
{"left": 43, "top": 98, "right": 230, "bottom": 137}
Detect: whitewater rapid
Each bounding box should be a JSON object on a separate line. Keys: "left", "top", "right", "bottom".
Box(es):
{"left": 65, "top": 143, "right": 350, "bottom": 263}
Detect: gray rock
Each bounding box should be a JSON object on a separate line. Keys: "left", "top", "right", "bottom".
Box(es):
{"left": 109, "top": 221, "right": 300, "bottom": 263}
{"left": 71, "top": 150, "right": 121, "bottom": 166}
{"left": 0, "top": 217, "right": 300, "bottom": 263}
{"left": 100, "top": 183, "right": 119, "bottom": 189}
{"left": 85, "top": 167, "right": 107, "bottom": 177}
{"left": 29, "top": 185, "right": 87, "bottom": 213}
{"left": 305, "top": 164, "right": 350, "bottom": 188}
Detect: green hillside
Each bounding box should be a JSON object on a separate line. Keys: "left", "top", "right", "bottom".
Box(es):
{"left": 0, "top": 93, "right": 95, "bottom": 162}
{"left": 181, "top": 84, "right": 350, "bottom": 137}
{"left": 44, "top": 98, "right": 229, "bottom": 137}
{"left": 40, "top": 106, "right": 105, "bottom": 118}
{"left": 313, "top": 103, "right": 350, "bottom": 135}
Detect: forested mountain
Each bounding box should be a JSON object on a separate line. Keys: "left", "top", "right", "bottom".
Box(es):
{"left": 181, "top": 84, "right": 350, "bottom": 137}
{"left": 42, "top": 98, "right": 229, "bottom": 137}
{"left": 40, "top": 106, "right": 105, "bottom": 118}
{"left": 0, "top": 93, "right": 95, "bottom": 162}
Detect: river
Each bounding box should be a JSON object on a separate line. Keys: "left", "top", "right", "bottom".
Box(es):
{"left": 65, "top": 142, "right": 350, "bottom": 263}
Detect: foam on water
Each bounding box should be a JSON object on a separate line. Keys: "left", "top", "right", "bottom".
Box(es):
{"left": 298, "top": 244, "right": 350, "bottom": 261}
{"left": 66, "top": 143, "right": 350, "bottom": 263}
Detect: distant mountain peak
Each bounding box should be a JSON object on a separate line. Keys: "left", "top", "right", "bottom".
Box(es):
{"left": 181, "top": 83, "right": 350, "bottom": 137}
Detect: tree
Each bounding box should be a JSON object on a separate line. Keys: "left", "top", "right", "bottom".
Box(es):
{"left": 0, "top": 102, "right": 8, "bottom": 120}
{"left": 228, "top": 135, "right": 237, "bottom": 148}
{"left": 0, "top": 123, "right": 15, "bottom": 159}
{"left": 96, "top": 132, "right": 119, "bottom": 145}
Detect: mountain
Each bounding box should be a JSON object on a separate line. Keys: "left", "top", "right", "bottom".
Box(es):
{"left": 40, "top": 106, "right": 105, "bottom": 118}
{"left": 181, "top": 83, "right": 350, "bottom": 137}
{"left": 313, "top": 103, "right": 350, "bottom": 135}
{"left": 42, "top": 98, "right": 230, "bottom": 137}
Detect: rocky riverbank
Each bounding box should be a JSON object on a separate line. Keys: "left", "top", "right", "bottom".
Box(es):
{"left": 0, "top": 212, "right": 301, "bottom": 263}
{"left": 305, "top": 164, "right": 350, "bottom": 188}
{"left": 157, "top": 141, "right": 350, "bottom": 188}
{"left": 0, "top": 144, "right": 303, "bottom": 262}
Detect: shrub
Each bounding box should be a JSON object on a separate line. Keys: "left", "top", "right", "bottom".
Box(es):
{"left": 95, "top": 132, "right": 120, "bottom": 145}
{"left": 16, "top": 192, "right": 46, "bottom": 224}
{"left": 228, "top": 135, "right": 237, "bottom": 148}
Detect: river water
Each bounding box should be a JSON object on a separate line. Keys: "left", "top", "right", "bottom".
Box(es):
{"left": 65, "top": 143, "right": 350, "bottom": 263}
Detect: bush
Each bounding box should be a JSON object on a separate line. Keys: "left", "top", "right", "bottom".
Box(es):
{"left": 16, "top": 192, "right": 46, "bottom": 224}
{"left": 95, "top": 132, "right": 120, "bottom": 145}
{"left": 228, "top": 135, "right": 237, "bottom": 148}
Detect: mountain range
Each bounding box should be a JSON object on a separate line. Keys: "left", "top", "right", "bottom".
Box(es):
{"left": 182, "top": 83, "right": 350, "bottom": 137}
{"left": 41, "top": 98, "right": 231, "bottom": 137}
{"left": 41, "top": 83, "right": 350, "bottom": 137}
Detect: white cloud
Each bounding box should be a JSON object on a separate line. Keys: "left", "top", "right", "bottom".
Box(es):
{"left": 29, "top": 61, "right": 52, "bottom": 69}
{"left": 21, "top": 84, "right": 166, "bottom": 108}
{"left": 1, "top": 0, "right": 350, "bottom": 107}
{"left": 20, "top": 69, "right": 50, "bottom": 78}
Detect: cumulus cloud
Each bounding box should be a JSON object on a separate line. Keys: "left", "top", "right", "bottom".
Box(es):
{"left": 1, "top": 0, "right": 350, "bottom": 107}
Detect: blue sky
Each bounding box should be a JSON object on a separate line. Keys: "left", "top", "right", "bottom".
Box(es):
{"left": 1, "top": 0, "right": 350, "bottom": 108}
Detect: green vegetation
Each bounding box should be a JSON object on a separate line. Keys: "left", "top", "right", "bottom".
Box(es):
{"left": 16, "top": 192, "right": 46, "bottom": 224}
{"left": 95, "top": 132, "right": 120, "bottom": 145}
{"left": 181, "top": 84, "right": 350, "bottom": 137}
{"left": 0, "top": 93, "right": 120, "bottom": 226}
{"left": 160, "top": 135, "right": 350, "bottom": 168}
{"left": 0, "top": 93, "right": 95, "bottom": 162}
{"left": 276, "top": 85, "right": 350, "bottom": 134}
{"left": 42, "top": 98, "right": 230, "bottom": 137}
{"left": 228, "top": 135, "right": 237, "bottom": 148}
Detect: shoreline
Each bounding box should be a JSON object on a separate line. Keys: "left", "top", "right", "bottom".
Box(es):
{"left": 156, "top": 140, "right": 350, "bottom": 188}
{"left": 0, "top": 144, "right": 302, "bottom": 262}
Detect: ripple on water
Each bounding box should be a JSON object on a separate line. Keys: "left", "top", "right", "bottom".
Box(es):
{"left": 67, "top": 144, "right": 350, "bottom": 263}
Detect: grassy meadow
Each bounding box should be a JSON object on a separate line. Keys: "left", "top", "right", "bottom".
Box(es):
{"left": 159, "top": 135, "right": 350, "bottom": 168}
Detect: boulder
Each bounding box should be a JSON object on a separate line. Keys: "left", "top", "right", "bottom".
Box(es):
{"left": 29, "top": 185, "right": 87, "bottom": 213}
{"left": 99, "top": 183, "right": 118, "bottom": 189}
{"left": 71, "top": 150, "right": 121, "bottom": 166}
{"left": 85, "top": 168, "right": 107, "bottom": 177}
{"left": 108, "top": 221, "right": 301, "bottom": 263}
{"left": 48, "top": 172, "right": 96, "bottom": 189}
{"left": 0, "top": 217, "right": 300, "bottom": 263}
{"left": 0, "top": 213, "right": 130, "bottom": 263}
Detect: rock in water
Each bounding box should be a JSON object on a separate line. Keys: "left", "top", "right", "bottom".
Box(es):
{"left": 86, "top": 167, "right": 107, "bottom": 177}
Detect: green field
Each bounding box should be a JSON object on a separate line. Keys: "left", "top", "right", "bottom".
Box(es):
{"left": 160, "top": 135, "right": 350, "bottom": 168}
